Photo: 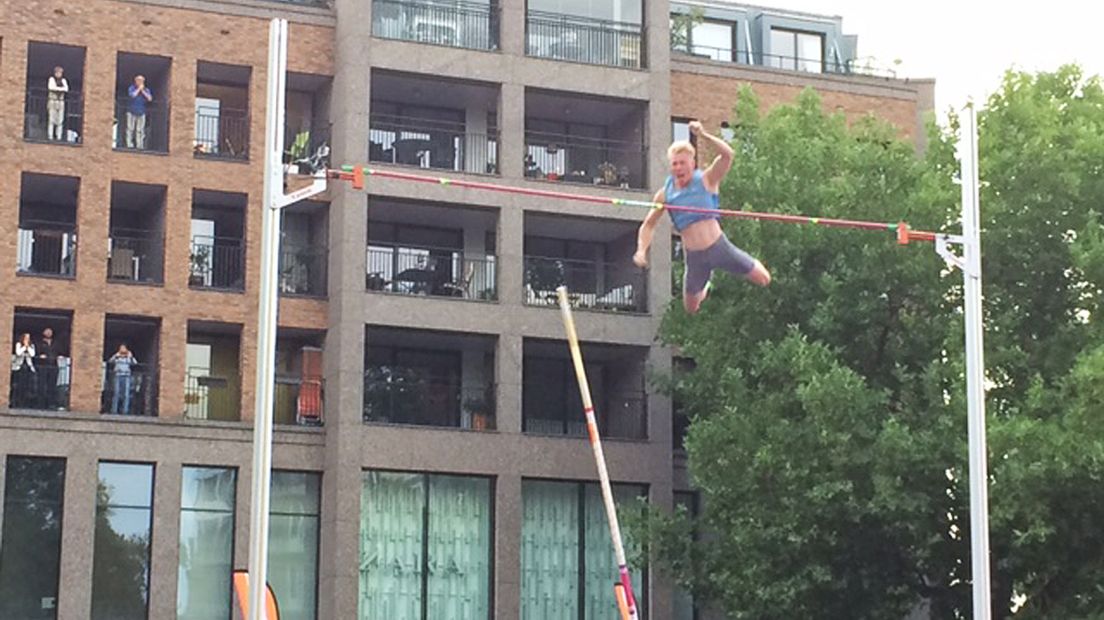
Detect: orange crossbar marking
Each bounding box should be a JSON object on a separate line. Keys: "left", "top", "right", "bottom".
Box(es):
{"left": 232, "top": 571, "right": 280, "bottom": 620}
{"left": 614, "top": 583, "right": 631, "bottom": 620}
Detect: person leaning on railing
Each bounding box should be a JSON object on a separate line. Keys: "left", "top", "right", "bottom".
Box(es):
{"left": 47, "top": 66, "right": 69, "bottom": 141}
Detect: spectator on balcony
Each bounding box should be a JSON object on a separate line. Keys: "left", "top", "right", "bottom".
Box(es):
{"left": 47, "top": 66, "right": 69, "bottom": 141}
{"left": 37, "top": 328, "right": 61, "bottom": 409}
{"left": 11, "top": 333, "right": 36, "bottom": 408}
{"left": 126, "top": 75, "right": 153, "bottom": 150}
{"left": 108, "top": 344, "right": 139, "bottom": 415}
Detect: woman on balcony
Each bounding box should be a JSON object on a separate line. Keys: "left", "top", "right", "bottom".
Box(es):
{"left": 633, "top": 120, "right": 771, "bottom": 314}
{"left": 11, "top": 333, "right": 36, "bottom": 408}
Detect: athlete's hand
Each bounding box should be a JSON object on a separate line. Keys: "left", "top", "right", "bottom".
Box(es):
{"left": 633, "top": 250, "right": 648, "bottom": 269}
{"left": 688, "top": 120, "right": 703, "bottom": 136}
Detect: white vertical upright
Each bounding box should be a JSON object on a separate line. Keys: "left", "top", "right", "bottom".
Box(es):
{"left": 960, "top": 103, "right": 992, "bottom": 620}
{"left": 247, "top": 17, "right": 288, "bottom": 620}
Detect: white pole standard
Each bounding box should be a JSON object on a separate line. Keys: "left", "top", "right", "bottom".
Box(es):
{"left": 556, "top": 286, "right": 639, "bottom": 620}
{"left": 960, "top": 103, "right": 993, "bottom": 620}
{"left": 247, "top": 17, "right": 288, "bottom": 620}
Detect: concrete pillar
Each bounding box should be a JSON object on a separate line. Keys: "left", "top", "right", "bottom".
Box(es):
{"left": 56, "top": 452, "right": 96, "bottom": 619}
{"left": 496, "top": 334, "right": 523, "bottom": 434}
{"left": 465, "top": 104, "right": 489, "bottom": 175}
{"left": 149, "top": 460, "right": 183, "bottom": 619}
{"left": 499, "top": 83, "right": 525, "bottom": 180}
{"left": 494, "top": 474, "right": 523, "bottom": 620}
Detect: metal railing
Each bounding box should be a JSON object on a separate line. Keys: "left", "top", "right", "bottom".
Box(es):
{"left": 523, "top": 387, "right": 646, "bottom": 439}
{"left": 370, "top": 115, "right": 499, "bottom": 174}
{"left": 100, "top": 363, "right": 158, "bottom": 416}
{"left": 670, "top": 43, "right": 900, "bottom": 79}
{"left": 17, "top": 225, "right": 77, "bottom": 277}
{"left": 524, "top": 255, "right": 647, "bottom": 313}
{"left": 194, "top": 105, "right": 250, "bottom": 160}
{"left": 366, "top": 244, "right": 498, "bottom": 301}
{"left": 8, "top": 356, "right": 72, "bottom": 411}
{"left": 279, "top": 244, "right": 327, "bottom": 297}
{"left": 526, "top": 10, "right": 644, "bottom": 69}
{"left": 190, "top": 236, "right": 245, "bottom": 291}
{"left": 275, "top": 377, "right": 324, "bottom": 425}
{"left": 24, "top": 88, "right": 84, "bottom": 143}
{"left": 284, "top": 123, "right": 331, "bottom": 175}
{"left": 113, "top": 98, "right": 170, "bottom": 152}
{"left": 364, "top": 372, "right": 496, "bottom": 430}
{"left": 525, "top": 131, "right": 646, "bottom": 189}
{"left": 184, "top": 369, "right": 239, "bottom": 421}
{"left": 372, "top": 0, "right": 500, "bottom": 51}
{"left": 108, "top": 233, "right": 163, "bottom": 283}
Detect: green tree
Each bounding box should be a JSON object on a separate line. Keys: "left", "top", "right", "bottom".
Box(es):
{"left": 633, "top": 67, "right": 1104, "bottom": 619}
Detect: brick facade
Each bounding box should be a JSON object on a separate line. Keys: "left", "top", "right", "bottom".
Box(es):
{"left": 0, "top": 0, "right": 333, "bottom": 420}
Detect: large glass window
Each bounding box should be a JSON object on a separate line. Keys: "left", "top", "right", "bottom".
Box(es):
{"left": 359, "top": 471, "right": 492, "bottom": 620}
{"left": 177, "top": 466, "right": 236, "bottom": 620}
{"left": 92, "top": 462, "right": 155, "bottom": 620}
{"left": 269, "top": 471, "right": 321, "bottom": 620}
{"left": 521, "top": 480, "right": 647, "bottom": 620}
{"left": 0, "top": 456, "right": 66, "bottom": 619}
{"left": 769, "top": 28, "right": 824, "bottom": 73}
{"left": 691, "top": 21, "right": 735, "bottom": 62}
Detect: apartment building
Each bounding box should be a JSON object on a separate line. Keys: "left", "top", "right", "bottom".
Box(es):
{"left": 0, "top": 0, "right": 932, "bottom": 618}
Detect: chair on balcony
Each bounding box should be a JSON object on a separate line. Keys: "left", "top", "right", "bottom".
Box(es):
{"left": 441, "top": 261, "right": 475, "bottom": 298}
{"left": 109, "top": 247, "right": 137, "bottom": 280}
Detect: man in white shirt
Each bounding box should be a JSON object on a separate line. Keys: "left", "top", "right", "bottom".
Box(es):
{"left": 47, "top": 66, "right": 69, "bottom": 141}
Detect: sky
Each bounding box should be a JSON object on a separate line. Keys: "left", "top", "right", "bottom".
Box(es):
{"left": 772, "top": 0, "right": 1104, "bottom": 116}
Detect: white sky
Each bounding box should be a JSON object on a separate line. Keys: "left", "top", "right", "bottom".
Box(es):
{"left": 771, "top": 0, "right": 1104, "bottom": 115}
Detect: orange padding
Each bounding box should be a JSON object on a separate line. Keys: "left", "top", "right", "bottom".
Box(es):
{"left": 232, "top": 570, "right": 280, "bottom": 620}
{"left": 614, "top": 583, "right": 631, "bottom": 620}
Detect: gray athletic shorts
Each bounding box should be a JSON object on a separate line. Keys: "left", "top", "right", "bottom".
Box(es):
{"left": 684, "top": 236, "right": 756, "bottom": 295}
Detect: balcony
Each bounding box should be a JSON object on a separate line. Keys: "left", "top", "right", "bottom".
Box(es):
{"left": 24, "top": 42, "right": 86, "bottom": 144}
{"left": 364, "top": 328, "right": 496, "bottom": 431}
{"left": 369, "top": 115, "right": 498, "bottom": 174}
{"left": 18, "top": 172, "right": 79, "bottom": 279}
{"left": 372, "top": 0, "right": 500, "bottom": 51}
{"left": 194, "top": 61, "right": 251, "bottom": 161}
{"left": 524, "top": 256, "right": 645, "bottom": 312}
{"left": 109, "top": 181, "right": 166, "bottom": 285}
{"left": 184, "top": 325, "right": 241, "bottom": 421}
{"left": 113, "top": 52, "right": 172, "bottom": 153}
{"left": 526, "top": 10, "right": 644, "bottom": 69}
{"left": 108, "top": 233, "right": 161, "bottom": 284}
{"left": 189, "top": 237, "right": 245, "bottom": 291}
{"left": 276, "top": 331, "right": 324, "bottom": 426}
{"left": 363, "top": 371, "right": 495, "bottom": 430}
{"left": 284, "top": 72, "right": 332, "bottom": 176}
{"left": 114, "top": 98, "right": 170, "bottom": 153}
{"left": 9, "top": 309, "right": 73, "bottom": 412}
{"left": 279, "top": 245, "right": 327, "bottom": 297}
{"left": 366, "top": 244, "right": 497, "bottom": 301}
{"left": 523, "top": 340, "right": 648, "bottom": 440}
{"left": 101, "top": 315, "right": 161, "bottom": 417}
{"left": 524, "top": 131, "right": 645, "bottom": 189}
{"left": 100, "top": 363, "right": 157, "bottom": 417}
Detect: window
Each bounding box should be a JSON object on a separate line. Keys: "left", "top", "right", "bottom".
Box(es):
{"left": 177, "top": 466, "right": 236, "bottom": 620}
{"left": 269, "top": 471, "right": 321, "bottom": 620}
{"left": 92, "top": 462, "right": 155, "bottom": 620}
{"left": 521, "top": 480, "right": 647, "bottom": 619}
{"left": 0, "top": 456, "right": 66, "bottom": 619}
{"left": 360, "top": 471, "right": 492, "bottom": 620}
{"left": 691, "top": 20, "right": 735, "bottom": 62}
{"left": 528, "top": 0, "right": 642, "bottom": 24}
{"left": 769, "top": 28, "right": 823, "bottom": 73}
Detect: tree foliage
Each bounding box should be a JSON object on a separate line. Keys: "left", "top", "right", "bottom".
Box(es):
{"left": 634, "top": 66, "right": 1104, "bottom": 618}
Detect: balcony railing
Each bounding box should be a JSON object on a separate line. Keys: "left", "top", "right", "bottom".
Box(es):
{"left": 194, "top": 105, "right": 250, "bottom": 160}
{"left": 24, "top": 88, "right": 84, "bottom": 143}
{"left": 364, "top": 371, "right": 495, "bottom": 430}
{"left": 108, "top": 233, "right": 162, "bottom": 284}
{"left": 190, "top": 236, "right": 245, "bottom": 291}
{"left": 524, "top": 387, "right": 646, "bottom": 439}
{"left": 279, "top": 244, "right": 328, "bottom": 297}
{"left": 366, "top": 244, "right": 497, "bottom": 301}
{"left": 671, "top": 43, "right": 900, "bottom": 79}
{"left": 526, "top": 10, "right": 644, "bottom": 69}
{"left": 184, "top": 369, "right": 239, "bottom": 421}
{"left": 17, "top": 225, "right": 77, "bottom": 278}
{"left": 275, "top": 377, "right": 324, "bottom": 426}
{"left": 113, "top": 98, "right": 170, "bottom": 153}
{"left": 525, "top": 131, "right": 646, "bottom": 189}
{"left": 370, "top": 115, "right": 498, "bottom": 175}
{"left": 372, "top": 0, "right": 499, "bottom": 51}
{"left": 8, "top": 356, "right": 72, "bottom": 411}
{"left": 524, "top": 255, "right": 646, "bottom": 313}
{"left": 100, "top": 363, "right": 158, "bottom": 417}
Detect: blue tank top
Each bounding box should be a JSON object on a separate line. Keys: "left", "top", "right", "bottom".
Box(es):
{"left": 664, "top": 170, "right": 721, "bottom": 231}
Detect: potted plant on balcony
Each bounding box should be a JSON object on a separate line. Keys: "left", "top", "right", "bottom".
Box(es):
{"left": 189, "top": 245, "right": 210, "bottom": 287}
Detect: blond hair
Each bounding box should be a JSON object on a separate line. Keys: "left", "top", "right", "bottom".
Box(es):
{"left": 667, "top": 140, "right": 696, "bottom": 159}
